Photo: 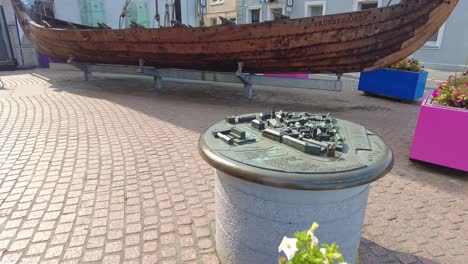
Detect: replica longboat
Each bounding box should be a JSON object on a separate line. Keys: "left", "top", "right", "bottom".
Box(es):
{"left": 12, "top": 0, "right": 458, "bottom": 73}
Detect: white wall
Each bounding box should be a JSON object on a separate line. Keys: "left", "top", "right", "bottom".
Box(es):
{"left": 54, "top": 0, "right": 82, "bottom": 25}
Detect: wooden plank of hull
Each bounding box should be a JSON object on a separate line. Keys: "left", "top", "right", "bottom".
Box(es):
{"left": 11, "top": 0, "right": 458, "bottom": 73}
{"left": 26, "top": 9, "right": 429, "bottom": 72}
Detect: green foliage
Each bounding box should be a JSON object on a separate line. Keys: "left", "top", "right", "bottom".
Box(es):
{"left": 278, "top": 223, "right": 347, "bottom": 264}
{"left": 389, "top": 58, "right": 424, "bottom": 72}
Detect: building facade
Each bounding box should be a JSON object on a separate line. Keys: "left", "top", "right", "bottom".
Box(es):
{"left": 237, "top": 0, "right": 468, "bottom": 72}
{"left": 0, "top": 4, "right": 15, "bottom": 70}
{"left": 0, "top": 0, "right": 39, "bottom": 68}
{"left": 204, "top": 0, "right": 237, "bottom": 26}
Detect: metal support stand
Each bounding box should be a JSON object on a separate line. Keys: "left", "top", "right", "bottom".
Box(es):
{"left": 68, "top": 58, "right": 94, "bottom": 81}
{"left": 236, "top": 62, "right": 253, "bottom": 99}
{"left": 153, "top": 75, "right": 163, "bottom": 90}
{"left": 64, "top": 62, "right": 343, "bottom": 97}
{"left": 84, "top": 69, "right": 93, "bottom": 81}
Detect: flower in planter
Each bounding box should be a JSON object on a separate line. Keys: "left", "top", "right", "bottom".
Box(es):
{"left": 432, "top": 73, "right": 468, "bottom": 109}
{"left": 278, "top": 237, "right": 299, "bottom": 260}
{"left": 389, "top": 57, "right": 424, "bottom": 72}
{"left": 278, "top": 222, "right": 348, "bottom": 264}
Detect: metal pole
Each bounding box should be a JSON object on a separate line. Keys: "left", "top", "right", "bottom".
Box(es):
{"left": 174, "top": 0, "right": 181, "bottom": 23}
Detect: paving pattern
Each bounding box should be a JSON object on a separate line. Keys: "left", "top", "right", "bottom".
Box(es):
{"left": 0, "top": 69, "right": 466, "bottom": 264}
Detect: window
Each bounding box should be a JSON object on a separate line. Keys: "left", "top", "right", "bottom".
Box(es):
{"left": 353, "top": 0, "right": 382, "bottom": 11}
{"left": 211, "top": 0, "right": 224, "bottom": 4}
{"left": 251, "top": 9, "right": 260, "bottom": 23}
{"left": 305, "top": 1, "right": 326, "bottom": 17}
{"left": 28, "top": 0, "right": 55, "bottom": 17}
{"left": 127, "top": 0, "right": 150, "bottom": 28}
{"left": 267, "top": 5, "right": 284, "bottom": 21}
{"left": 424, "top": 23, "right": 446, "bottom": 48}
{"left": 79, "top": 0, "right": 106, "bottom": 27}
{"left": 246, "top": 6, "right": 262, "bottom": 24}
{"left": 360, "top": 2, "right": 378, "bottom": 10}
{"left": 211, "top": 18, "right": 218, "bottom": 26}
{"left": 24, "top": 0, "right": 34, "bottom": 7}
{"left": 271, "top": 8, "right": 283, "bottom": 18}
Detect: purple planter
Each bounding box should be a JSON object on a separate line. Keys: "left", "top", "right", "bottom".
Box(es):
{"left": 264, "top": 73, "right": 309, "bottom": 79}
{"left": 36, "top": 51, "right": 49, "bottom": 68}
{"left": 410, "top": 90, "right": 468, "bottom": 172}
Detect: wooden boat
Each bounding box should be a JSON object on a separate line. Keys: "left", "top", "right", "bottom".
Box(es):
{"left": 12, "top": 0, "right": 458, "bottom": 74}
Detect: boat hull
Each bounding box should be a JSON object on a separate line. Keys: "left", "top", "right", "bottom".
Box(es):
{"left": 12, "top": 0, "right": 458, "bottom": 73}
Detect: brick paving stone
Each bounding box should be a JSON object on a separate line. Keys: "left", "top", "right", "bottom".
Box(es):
{"left": 125, "top": 246, "right": 141, "bottom": 260}
{"left": 8, "top": 239, "right": 30, "bottom": 252}
{"left": 63, "top": 247, "right": 83, "bottom": 260}
{"left": 27, "top": 242, "right": 47, "bottom": 256}
{"left": 82, "top": 249, "right": 103, "bottom": 262}
{"left": 142, "top": 254, "right": 158, "bottom": 264}
{"left": 0, "top": 69, "right": 467, "bottom": 263}
{"left": 103, "top": 255, "right": 121, "bottom": 264}
{"left": 143, "top": 241, "right": 158, "bottom": 253}
{"left": 44, "top": 245, "right": 64, "bottom": 259}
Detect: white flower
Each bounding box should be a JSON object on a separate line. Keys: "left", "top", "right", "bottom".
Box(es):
{"left": 310, "top": 234, "right": 319, "bottom": 247}
{"left": 278, "top": 236, "right": 298, "bottom": 260}
{"left": 307, "top": 222, "right": 319, "bottom": 248}
{"left": 320, "top": 247, "right": 326, "bottom": 255}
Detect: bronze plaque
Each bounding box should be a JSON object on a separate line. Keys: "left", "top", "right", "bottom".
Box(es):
{"left": 199, "top": 111, "right": 393, "bottom": 190}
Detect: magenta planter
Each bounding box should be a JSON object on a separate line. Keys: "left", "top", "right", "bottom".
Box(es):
{"left": 410, "top": 90, "right": 468, "bottom": 172}
{"left": 264, "top": 73, "right": 309, "bottom": 79}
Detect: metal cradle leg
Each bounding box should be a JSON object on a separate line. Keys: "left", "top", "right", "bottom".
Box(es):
{"left": 243, "top": 83, "right": 253, "bottom": 99}
{"left": 84, "top": 70, "right": 93, "bottom": 81}
{"left": 236, "top": 62, "right": 253, "bottom": 99}
{"left": 153, "top": 76, "right": 163, "bottom": 90}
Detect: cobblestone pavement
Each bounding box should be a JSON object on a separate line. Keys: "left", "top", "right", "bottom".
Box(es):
{"left": 0, "top": 69, "right": 466, "bottom": 264}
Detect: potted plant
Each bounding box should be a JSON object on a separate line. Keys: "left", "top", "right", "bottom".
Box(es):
{"left": 358, "top": 58, "right": 428, "bottom": 100}
{"left": 278, "top": 223, "right": 349, "bottom": 264}
{"left": 410, "top": 72, "right": 468, "bottom": 172}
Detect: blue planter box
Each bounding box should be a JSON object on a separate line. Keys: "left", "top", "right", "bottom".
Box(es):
{"left": 358, "top": 69, "right": 428, "bottom": 100}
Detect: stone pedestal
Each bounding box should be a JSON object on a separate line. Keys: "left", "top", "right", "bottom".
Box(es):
{"left": 215, "top": 171, "right": 369, "bottom": 264}
{"left": 199, "top": 112, "right": 393, "bottom": 264}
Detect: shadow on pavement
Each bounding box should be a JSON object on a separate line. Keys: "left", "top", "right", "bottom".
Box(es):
{"left": 360, "top": 238, "right": 441, "bottom": 264}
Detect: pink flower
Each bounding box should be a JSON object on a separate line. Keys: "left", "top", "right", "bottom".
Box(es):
{"left": 432, "top": 90, "right": 439, "bottom": 98}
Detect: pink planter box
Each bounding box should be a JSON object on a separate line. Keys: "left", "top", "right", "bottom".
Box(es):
{"left": 410, "top": 90, "right": 468, "bottom": 172}
{"left": 264, "top": 73, "right": 309, "bottom": 79}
